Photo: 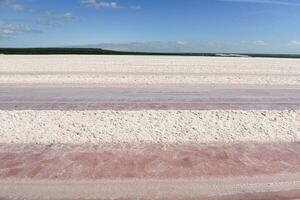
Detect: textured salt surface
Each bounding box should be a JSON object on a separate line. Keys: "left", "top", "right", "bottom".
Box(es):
{"left": 0, "top": 110, "right": 299, "bottom": 144}
{"left": 1, "top": 55, "right": 300, "bottom": 74}
{"left": 1, "top": 55, "right": 300, "bottom": 86}
{"left": 1, "top": 143, "right": 300, "bottom": 199}
{"left": 1, "top": 143, "right": 300, "bottom": 179}
{"left": 3, "top": 73, "right": 300, "bottom": 85}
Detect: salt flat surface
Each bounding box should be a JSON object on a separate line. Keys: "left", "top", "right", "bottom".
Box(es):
{"left": 1, "top": 143, "right": 300, "bottom": 179}
{"left": 1, "top": 55, "right": 300, "bottom": 74}
{"left": 0, "top": 110, "right": 299, "bottom": 144}
{"left": 1, "top": 56, "right": 300, "bottom": 144}
{"left": 1, "top": 55, "right": 300, "bottom": 86}
{"left": 1, "top": 55, "right": 300, "bottom": 199}
{"left": 1, "top": 87, "right": 300, "bottom": 103}
{"left": 2, "top": 177, "right": 300, "bottom": 200}
{"left": 1, "top": 86, "right": 300, "bottom": 110}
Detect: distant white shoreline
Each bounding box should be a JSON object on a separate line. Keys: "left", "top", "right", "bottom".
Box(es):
{"left": 216, "top": 53, "right": 250, "bottom": 57}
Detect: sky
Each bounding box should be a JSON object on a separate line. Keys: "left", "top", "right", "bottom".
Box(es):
{"left": 1, "top": 0, "right": 300, "bottom": 54}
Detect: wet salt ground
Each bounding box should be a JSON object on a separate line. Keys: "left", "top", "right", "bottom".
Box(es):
{"left": 2, "top": 102, "right": 300, "bottom": 111}
{"left": 1, "top": 142, "right": 299, "bottom": 179}
{"left": 206, "top": 190, "right": 300, "bottom": 200}
{"left": 1, "top": 143, "right": 300, "bottom": 199}
{"left": 1, "top": 179, "right": 300, "bottom": 200}
{"left": 1, "top": 85, "right": 300, "bottom": 199}
{"left": 1, "top": 181, "right": 300, "bottom": 200}
{"left": 1, "top": 86, "right": 300, "bottom": 110}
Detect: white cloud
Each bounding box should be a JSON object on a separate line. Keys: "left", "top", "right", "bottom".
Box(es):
{"left": 80, "top": 0, "right": 121, "bottom": 9}
{"left": 0, "top": 23, "right": 42, "bottom": 36}
{"left": 176, "top": 41, "right": 188, "bottom": 45}
{"left": 253, "top": 40, "right": 267, "bottom": 46}
{"left": 288, "top": 40, "right": 300, "bottom": 46}
{"left": 130, "top": 5, "right": 141, "bottom": 10}
{"left": 36, "top": 19, "right": 60, "bottom": 27}
{"left": 220, "top": 0, "right": 300, "bottom": 6}
{"left": 45, "top": 12, "right": 75, "bottom": 20}
{"left": 234, "top": 40, "right": 267, "bottom": 46}
{"left": 80, "top": 0, "right": 141, "bottom": 10}
{"left": 0, "top": 0, "right": 25, "bottom": 11}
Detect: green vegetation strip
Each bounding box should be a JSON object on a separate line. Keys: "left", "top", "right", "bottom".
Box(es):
{"left": 0, "top": 48, "right": 300, "bottom": 58}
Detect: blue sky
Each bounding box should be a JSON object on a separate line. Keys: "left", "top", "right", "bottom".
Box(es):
{"left": 1, "top": 0, "right": 300, "bottom": 53}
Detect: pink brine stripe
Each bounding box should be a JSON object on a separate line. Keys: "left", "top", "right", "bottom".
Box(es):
{"left": 0, "top": 142, "right": 300, "bottom": 180}
{"left": 1, "top": 102, "right": 300, "bottom": 110}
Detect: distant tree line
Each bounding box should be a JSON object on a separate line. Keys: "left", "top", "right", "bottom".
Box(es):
{"left": 0, "top": 48, "right": 299, "bottom": 58}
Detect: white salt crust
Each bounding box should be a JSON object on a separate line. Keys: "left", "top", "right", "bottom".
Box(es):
{"left": 1, "top": 55, "right": 300, "bottom": 86}
{"left": 0, "top": 110, "right": 299, "bottom": 145}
